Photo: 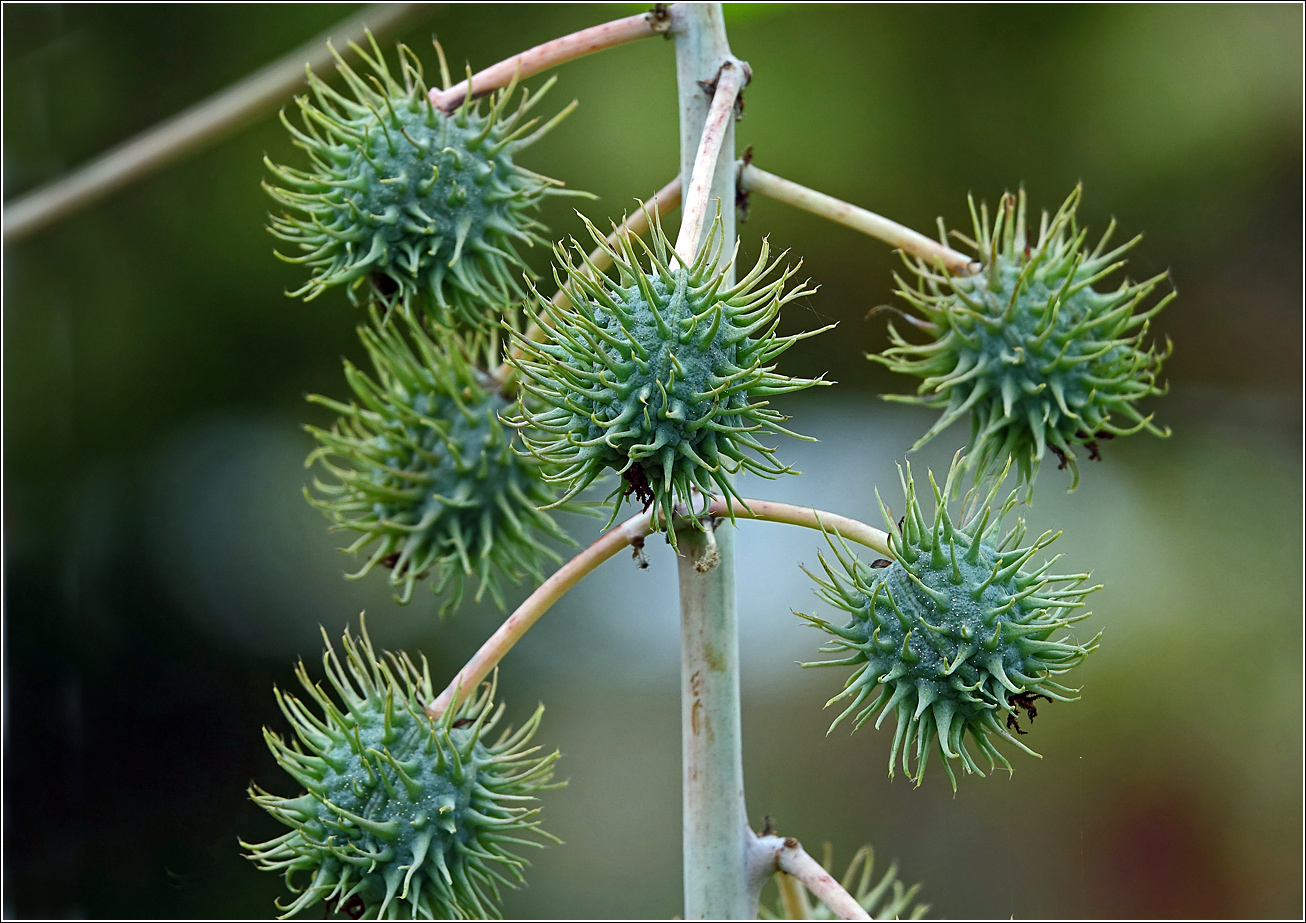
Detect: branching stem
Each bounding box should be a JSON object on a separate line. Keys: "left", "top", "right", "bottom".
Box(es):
{"left": 674, "top": 61, "right": 749, "bottom": 263}
{"left": 751, "top": 833, "right": 873, "bottom": 921}
{"left": 426, "top": 497, "right": 889, "bottom": 717}
{"left": 430, "top": 9, "right": 670, "bottom": 112}
{"left": 739, "top": 163, "right": 977, "bottom": 274}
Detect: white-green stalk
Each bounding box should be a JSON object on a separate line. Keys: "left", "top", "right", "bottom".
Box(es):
{"left": 671, "top": 4, "right": 751, "bottom": 918}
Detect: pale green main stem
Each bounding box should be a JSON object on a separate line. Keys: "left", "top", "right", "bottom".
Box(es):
{"left": 676, "top": 526, "right": 748, "bottom": 918}
{"left": 672, "top": 4, "right": 751, "bottom": 919}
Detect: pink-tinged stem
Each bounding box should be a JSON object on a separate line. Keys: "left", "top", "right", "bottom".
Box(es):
{"left": 674, "top": 61, "right": 748, "bottom": 263}
{"left": 727, "top": 497, "right": 891, "bottom": 557}
{"left": 426, "top": 508, "right": 654, "bottom": 718}
{"left": 427, "top": 497, "right": 890, "bottom": 717}
{"left": 431, "top": 10, "right": 669, "bottom": 112}
{"left": 764, "top": 836, "right": 872, "bottom": 921}
{"left": 739, "top": 163, "right": 978, "bottom": 275}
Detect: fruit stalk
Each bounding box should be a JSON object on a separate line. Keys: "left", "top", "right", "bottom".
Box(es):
{"left": 739, "top": 162, "right": 976, "bottom": 273}
{"left": 426, "top": 497, "right": 890, "bottom": 718}
{"left": 430, "top": 9, "right": 670, "bottom": 111}
{"left": 675, "top": 62, "right": 748, "bottom": 262}
{"left": 750, "top": 834, "right": 873, "bottom": 921}
{"left": 426, "top": 507, "right": 654, "bottom": 718}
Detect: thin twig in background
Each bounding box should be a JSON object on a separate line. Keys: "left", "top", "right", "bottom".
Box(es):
{"left": 3, "top": 3, "right": 429, "bottom": 245}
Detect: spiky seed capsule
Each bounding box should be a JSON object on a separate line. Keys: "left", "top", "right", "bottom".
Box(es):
{"left": 799, "top": 456, "right": 1100, "bottom": 789}
{"left": 242, "top": 621, "right": 559, "bottom": 920}
{"left": 510, "top": 208, "right": 831, "bottom": 533}
{"left": 874, "top": 185, "right": 1173, "bottom": 489}
{"left": 759, "top": 844, "right": 927, "bottom": 921}
{"left": 306, "top": 309, "right": 573, "bottom": 610}
{"left": 265, "top": 35, "right": 580, "bottom": 329}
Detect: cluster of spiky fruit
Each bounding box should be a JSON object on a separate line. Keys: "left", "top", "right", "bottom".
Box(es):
{"left": 249, "top": 20, "right": 1171, "bottom": 915}
{"left": 243, "top": 622, "right": 558, "bottom": 919}
{"left": 875, "top": 186, "right": 1172, "bottom": 488}
{"left": 306, "top": 310, "right": 572, "bottom": 610}
{"left": 266, "top": 35, "right": 579, "bottom": 328}
{"left": 511, "top": 210, "right": 829, "bottom": 532}
{"left": 799, "top": 457, "right": 1099, "bottom": 788}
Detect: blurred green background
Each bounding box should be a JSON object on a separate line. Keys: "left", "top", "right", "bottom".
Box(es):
{"left": 3, "top": 3, "right": 1301, "bottom": 918}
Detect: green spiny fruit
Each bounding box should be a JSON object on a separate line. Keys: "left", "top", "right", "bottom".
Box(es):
{"left": 759, "top": 844, "right": 927, "bottom": 921}
{"left": 873, "top": 185, "right": 1172, "bottom": 489}
{"left": 242, "top": 621, "right": 559, "bottom": 920}
{"left": 306, "top": 309, "right": 573, "bottom": 610}
{"left": 266, "top": 34, "right": 581, "bottom": 329}
{"left": 510, "top": 208, "right": 830, "bottom": 534}
{"left": 798, "top": 456, "right": 1099, "bottom": 788}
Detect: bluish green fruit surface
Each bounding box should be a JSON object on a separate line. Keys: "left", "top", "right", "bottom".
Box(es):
{"left": 243, "top": 622, "right": 558, "bottom": 920}
{"left": 512, "top": 210, "right": 830, "bottom": 532}
{"left": 801, "top": 457, "right": 1099, "bottom": 788}
{"left": 266, "top": 36, "right": 579, "bottom": 328}
{"left": 306, "top": 310, "right": 571, "bottom": 609}
{"left": 875, "top": 186, "right": 1172, "bottom": 489}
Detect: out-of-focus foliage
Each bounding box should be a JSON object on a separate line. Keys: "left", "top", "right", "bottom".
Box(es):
{"left": 3, "top": 4, "right": 1300, "bottom": 919}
